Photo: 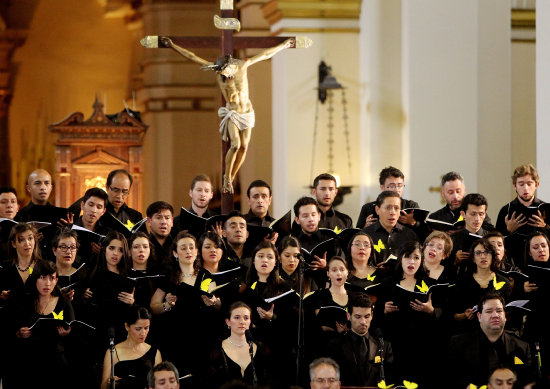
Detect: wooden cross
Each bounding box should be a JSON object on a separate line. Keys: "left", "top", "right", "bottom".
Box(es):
{"left": 141, "top": 0, "right": 310, "bottom": 213}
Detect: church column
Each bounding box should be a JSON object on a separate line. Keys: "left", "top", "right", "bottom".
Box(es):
{"left": 537, "top": 2, "right": 550, "bottom": 198}
{"left": 138, "top": 1, "right": 221, "bottom": 208}
{"left": 266, "top": 0, "right": 363, "bottom": 218}
{"left": 0, "top": 29, "right": 26, "bottom": 185}
{"left": 400, "top": 0, "right": 511, "bottom": 217}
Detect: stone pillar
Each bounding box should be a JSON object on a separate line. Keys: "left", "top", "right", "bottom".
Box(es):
{"left": 537, "top": 2, "right": 550, "bottom": 199}
{"left": 400, "top": 0, "right": 511, "bottom": 218}
{"left": 266, "top": 0, "right": 363, "bottom": 218}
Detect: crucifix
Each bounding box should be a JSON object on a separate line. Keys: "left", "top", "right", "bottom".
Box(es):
{"left": 141, "top": 0, "right": 311, "bottom": 213}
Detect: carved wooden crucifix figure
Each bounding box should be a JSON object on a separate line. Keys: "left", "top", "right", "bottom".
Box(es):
{"left": 141, "top": 0, "right": 311, "bottom": 211}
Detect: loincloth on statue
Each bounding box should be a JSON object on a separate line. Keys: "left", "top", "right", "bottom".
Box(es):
{"left": 217, "top": 107, "right": 255, "bottom": 142}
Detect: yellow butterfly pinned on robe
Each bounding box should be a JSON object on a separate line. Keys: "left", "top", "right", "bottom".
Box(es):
{"left": 29, "top": 267, "right": 33, "bottom": 275}
{"left": 514, "top": 356, "right": 524, "bottom": 365}
{"left": 367, "top": 273, "right": 376, "bottom": 282}
{"left": 373, "top": 239, "right": 386, "bottom": 253}
{"left": 52, "top": 310, "right": 64, "bottom": 320}
{"left": 200, "top": 278, "right": 212, "bottom": 292}
{"left": 416, "top": 280, "right": 429, "bottom": 293}
{"left": 377, "top": 380, "right": 394, "bottom": 389}
{"left": 124, "top": 219, "right": 135, "bottom": 230}
{"left": 250, "top": 281, "right": 257, "bottom": 290}
{"left": 492, "top": 274, "right": 505, "bottom": 291}
{"left": 467, "top": 384, "right": 487, "bottom": 389}
{"left": 402, "top": 380, "right": 418, "bottom": 389}
{"left": 457, "top": 214, "right": 464, "bottom": 222}
{"left": 333, "top": 226, "right": 342, "bottom": 234}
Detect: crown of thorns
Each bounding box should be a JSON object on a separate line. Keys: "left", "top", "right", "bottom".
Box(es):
{"left": 201, "top": 55, "right": 236, "bottom": 72}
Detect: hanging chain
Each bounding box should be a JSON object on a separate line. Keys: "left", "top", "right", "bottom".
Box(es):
{"left": 310, "top": 98, "right": 320, "bottom": 184}
{"left": 327, "top": 90, "right": 334, "bottom": 174}
{"left": 341, "top": 88, "right": 352, "bottom": 180}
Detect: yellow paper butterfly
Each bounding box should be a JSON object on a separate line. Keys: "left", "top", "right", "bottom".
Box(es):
{"left": 457, "top": 214, "right": 464, "bottom": 222}
{"left": 492, "top": 275, "right": 505, "bottom": 291}
{"left": 514, "top": 356, "right": 524, "bottom": 365}
{"left": 374, "top": 355, "right": 381, "bottom": 364}
{"left": 52, "top": 310, "right": 64, "bottom": 320}
{"left": 377, "top": 380, "right": 394, "bottom": 389}
{"left": 333, "top": 226, "right": 342, "bottom": 234}
{"left": 251, "top": 281, "right": 257, "bottom": 290}
{"left": 416, "top": 280, "right": 429, "bottom": 293}
{"left": 367, "top": 274, "right": 376, "bottom": 282}
{"left": 373, "top": 239, "right": 386, "bottom": 253}
{"left": 200, "top": 278, "right": 212, "bottom": 292}
{"left": 124, "top": 219, "right": 135, "bottom": 230}
{"left": 29, "top": 267, "right": 33, "bottom": 275}
{"left": 468, "top": 384, "right": 487, "bottom": 389}
{"left": 402, "top": 380, "right": 418, "bottom": 389}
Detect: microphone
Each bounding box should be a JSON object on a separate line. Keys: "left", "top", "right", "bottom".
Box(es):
{"left": 108, "top": 327, "right": 115, "bottom": 349}
{"left": 245, "top": 329, "right": 254, "bottom": 345}
{"left": 374, "top": 328, "right": 386, "bottom": 383}
{"left": 245, "top": 329, "right": 258, "bottom": 386}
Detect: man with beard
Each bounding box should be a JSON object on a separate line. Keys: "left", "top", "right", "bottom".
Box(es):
{"left": 496, "top": 164, "right": 550, "bottom": 266}
{"left": 311, "top": 173, "right": 352, "bottom": 231}
{"left": 428, "top": 171, "right": 494, "bottom": 232}
{"left": 448, "top": 293, "right": 535, "bottom": 389}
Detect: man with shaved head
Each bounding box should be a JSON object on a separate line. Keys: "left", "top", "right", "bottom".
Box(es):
{"left": 15, "top": 169, "right": 67, "bottom": 260}
{"left": 15, "top": 169, "right": 54, "bottom": 221}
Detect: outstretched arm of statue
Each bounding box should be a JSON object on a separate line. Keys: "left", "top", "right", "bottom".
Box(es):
{"left": 246, "top": 38, "right": 294, "bottom": 67}
{"left": 162, "top": 37, "right": 212, "bottom": 67}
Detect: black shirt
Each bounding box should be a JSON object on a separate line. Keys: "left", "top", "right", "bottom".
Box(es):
{"left": 496, "top": 197, "right": 550, "bottom": 237}
{"left": 101, "top": 202, "right": 143, "bottom": 226}
{"left": 429, "top": 204, "right": 494, "bottom": 231}
{"left": 363, "top": 221, "right": 418, "bottom": 264}
{"left": 318, "top": 206, "right": 353, "bottom": 230}
{"left": 244, "top": 209, "right": 275, "bottom": 227}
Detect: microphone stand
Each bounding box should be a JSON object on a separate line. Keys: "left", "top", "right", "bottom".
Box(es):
{"left": 109, "top": 335, "right": 116, "bottom": 389}
{"left": 535, "top": 342, "right": 542, "bottom": 380}
{"left": 248, "top": 339, "right": 258, "bottom": 387}
{"left": 377, "top": 331, "right": 386, "bottom": 384}
{"left": 295, "top": 254, "right": 309, "bottom": 384}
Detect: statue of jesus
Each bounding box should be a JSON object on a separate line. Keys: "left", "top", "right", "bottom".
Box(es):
{"left": 163, "top": 37, "right": 295, "bottom": 193}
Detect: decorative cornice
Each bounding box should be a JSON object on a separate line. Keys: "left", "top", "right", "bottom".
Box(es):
{"left": 511, "top": 8, "right": 535, "bottom": 29}
{"left": 262, "top": 0, "right": 362, "bottom": 25}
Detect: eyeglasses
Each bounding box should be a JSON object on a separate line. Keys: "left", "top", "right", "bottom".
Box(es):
{"left": 58, "top": 245, "right": 77, "bottom": 252}
{"left": 313, "top": 378, "right": 338, "bottom": 384}
{"left": 426, "top": 242, "right": 444, "bottom": 252}
{"left": 385, "top": 183, "right": 405, "bottom": 190}
{"left": 474, "top": 250, "right": 490, "bottom": 257}
{"left": 353, "top": 242, "right": 371, "bottom": 249}
{"left": 109, "top": 186, "right": 130, "bottom": 196}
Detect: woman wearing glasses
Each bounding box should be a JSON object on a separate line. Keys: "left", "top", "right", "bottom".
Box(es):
{"left": 450, "top": 238, "right": 511, "bottom": 335}
{"left": 346, "top": 231, "right": 385, "bottom": 290}
{"left": 52, "top": 229, "right": 88, "bottom": 314}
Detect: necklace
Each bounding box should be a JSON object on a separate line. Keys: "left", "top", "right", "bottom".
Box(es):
{"left": 228, "top": 338, "right": 246, "bottom": 347}
{"left": 39, "top": 295, "right": 52, "bottom": 315}
{"left": 16, "top": 261, "right": 32, "bottom": 272}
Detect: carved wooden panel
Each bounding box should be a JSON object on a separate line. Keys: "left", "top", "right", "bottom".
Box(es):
{"left": 49, "top": 98, "right": 148, "bottom": 210}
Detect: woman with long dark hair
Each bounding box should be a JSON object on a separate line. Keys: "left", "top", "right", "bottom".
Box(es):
{"left": 6, "top": 261, "right": 74, "bottom": 389}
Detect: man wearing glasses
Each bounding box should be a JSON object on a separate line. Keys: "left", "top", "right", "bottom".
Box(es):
{"left": 309, "top": 358, "right": 341, "bottom": 389}
{"left": 356, "top": 166, "right": 420, "bottom": 230}
{"left": 102, "top": 169, "right": 143, "bottom": 227}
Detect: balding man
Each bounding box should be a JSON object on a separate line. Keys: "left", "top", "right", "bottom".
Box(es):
{"left": 15, "top": 169, "right": 53, "bottom": 221}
